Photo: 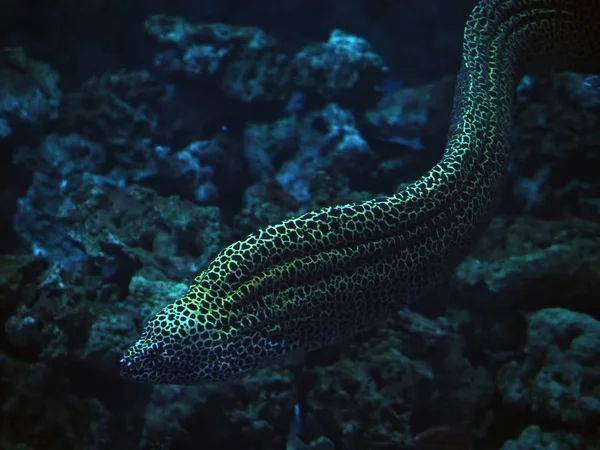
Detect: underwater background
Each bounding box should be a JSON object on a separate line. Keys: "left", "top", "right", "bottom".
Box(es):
{"left": 0, "top": 0, "right": 599, "bottom": 449}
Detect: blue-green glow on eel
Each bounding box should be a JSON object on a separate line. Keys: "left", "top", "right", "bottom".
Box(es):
{"left": 121, "top": 0, "right": 600, "bottom": 384}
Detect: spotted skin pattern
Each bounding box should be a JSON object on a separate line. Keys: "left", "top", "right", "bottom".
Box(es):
{"left": 121, "top": 0, "right": 600, "bottom": 384}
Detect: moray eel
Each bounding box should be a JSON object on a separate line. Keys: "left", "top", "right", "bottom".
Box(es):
{"left": 121, "top": 0, "right": 600, "bottom": 384}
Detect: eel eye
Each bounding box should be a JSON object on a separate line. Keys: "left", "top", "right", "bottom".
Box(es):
{"left": 270, "top": 331, "right": 284, "bottom": 344}
{"left": 268, "top": 328, "right": 286, "bottom": 349}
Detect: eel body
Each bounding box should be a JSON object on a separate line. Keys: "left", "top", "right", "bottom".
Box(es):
{"left": 121, "top": 0, "right": 600, "bottom": 384}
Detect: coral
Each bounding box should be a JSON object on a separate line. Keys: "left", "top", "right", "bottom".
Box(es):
{"left": 138, "top": 371, "right": 295, "bottom": 450}
{"left": 58, "top": 182, "right": 225, "bottom": 281}
{"left": 145, "top": 15, "right": 292, "bottom": 104}
{"left": 145, "top": 16, "right": 276, "bottom": 52}
{"left": 0, "top": 47, "right": 61, "bottom": 137}
{"left": 0, "top": 255, "right": 117, "bottom": 450}
{"left": 293, "top": 29, "right": 388, "bottom": 107}
{"left": 302, "top": 310, "right": 486, "bottom": 449}
{"left": 500, "top": 425, "right": 591, "bottom": 450}
{"left": 365, "top": 75, "right": 455, "bottom": 150}
{"left": 60, "top": 70, "right": 171, "bottom": 182}
{"left": 511, "top": 73, "right": 600, "bottom": 217}
{"left": 498, "top": 308, "right": 600, "bottom": 424}
{"left": 242, "top": 103, "right": 375, "bottom": 205}
{"left": 14, "top": 133, "right": 105, "bottom": 178}
{"left": 13, "top": 134, "right": 107, "bottom": 269}
{"left": 146, "top": 17, "right": 388, "bottom": 108}
{"left": 455, "top": 217, "right": 600, "bottom": 311}
{"left": 0, "top": 356, "right": 113, "bottom": 450}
